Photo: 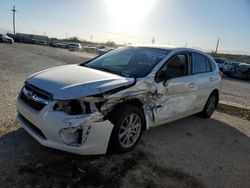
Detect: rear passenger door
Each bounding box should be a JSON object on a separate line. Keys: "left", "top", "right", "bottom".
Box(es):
{"left": 191, "top": 52, "right": 218, "bottom": 110}
{"left": 153, "top": 52, "right": 198, "bottom": 125}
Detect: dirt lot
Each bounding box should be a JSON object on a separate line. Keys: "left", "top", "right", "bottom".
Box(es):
{"left": 220, "top": 77, "right": 250, "bottom": 108}
{"left": 0, "top": 43, "right": 250, "bottom": 188}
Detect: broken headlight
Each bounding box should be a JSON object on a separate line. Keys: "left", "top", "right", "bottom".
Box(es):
{"left": 53, "top": 100, "right": 85, "bottom": 115}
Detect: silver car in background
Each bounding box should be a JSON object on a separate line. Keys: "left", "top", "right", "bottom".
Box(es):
{"left": 67, "top": 43, "right": 82, "bottom": 51}
{"left": 16, "top": 45, "right": 221, "bottom": 155}
{"left": 0, "top": 34, "right": 14, "bottom": 44}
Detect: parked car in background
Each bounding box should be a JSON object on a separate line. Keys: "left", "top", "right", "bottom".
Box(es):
{"left": 37, "top": 40, "right": 47, "bottom": 45}
{"left": 16, "top": 45, "right": 221, "bottom": 155}
{"left": 222, "top": 61, "right": 238, "bottom": 76}
{"left": 31, "top": 39, "right": 37, "bottom": 44}
{"left": 231, "top": 63, "right": 250, "bottom": 80}
{"left": 54, "top": 41, "right": 68, "bottom": 48}
{"left": 88, "top": 46, "right": 98, "bottom": 52}
{"left": 214, "top": 58, "right": 226, "bottom": 71}
{"left": 66, "top": 43, "right": 82, "bottom": 51}
{"left": 0, "top": 34, "right": 14, "bottom": 44}
{"left": 98, "top": 47, "right": 114, "bottom": 54}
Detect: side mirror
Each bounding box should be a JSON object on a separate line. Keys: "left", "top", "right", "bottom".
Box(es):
{"left": 157, "top": 70, "right": 170, "bottom": 81}
{"left": 157, "top": 71, "right": 171, "bottom": 87}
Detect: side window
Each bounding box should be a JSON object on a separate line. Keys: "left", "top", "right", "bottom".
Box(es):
{"left": 205, "top": 58, "right": 212, "bottom": 72}
{"left": 206, "top": 57, "right": 216, "bottom": 71}
{"left": 192, "top": 53, "right": 210, "bottom": 74}
{"left": 156, "top": 53, "right": 188, "bottom": 81}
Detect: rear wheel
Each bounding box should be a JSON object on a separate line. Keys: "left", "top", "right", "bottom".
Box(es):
{"left": 108, "top": 104, "right": 145, "bottom": 153}
{"left": 200, "top": 93, "right": 218, "bottom": 118}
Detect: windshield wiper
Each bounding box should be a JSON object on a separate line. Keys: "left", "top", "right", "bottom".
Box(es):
{"left": 81, "top": 63, "right": 88, "bottom": 67}
{"left": 82, "top": 65, "right": 127, "bottom": 77}
{"left": 98, "top": 67, "right": 121, "bottom": 75}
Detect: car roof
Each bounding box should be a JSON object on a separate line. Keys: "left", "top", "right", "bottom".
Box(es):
{"left": 68, "top": 43, "right": 80, "bottom": 45}
{"left": 128, "top": 44, "right": 176, "bottom": 50}
{"left": 126, "top": 44, "right": 211, "bottom": 58}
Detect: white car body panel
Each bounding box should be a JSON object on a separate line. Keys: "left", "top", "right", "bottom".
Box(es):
{"left": 16, "top": 46, "right": 221, "bottom": 155}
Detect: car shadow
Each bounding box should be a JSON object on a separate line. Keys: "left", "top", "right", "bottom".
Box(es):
{"left": 0, "top": 114, "right": 249, "bottom": 187}
{"left": 141, "top": 114, "right": 250, "bottom": 187}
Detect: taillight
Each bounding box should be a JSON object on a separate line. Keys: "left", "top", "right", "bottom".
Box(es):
{"left": 219, "top": 71, "right": 224, "bottom": 78}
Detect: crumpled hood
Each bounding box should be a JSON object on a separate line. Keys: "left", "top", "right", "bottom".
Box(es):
{"left": 26, "top": 65, "right": 135, "bottom": 100}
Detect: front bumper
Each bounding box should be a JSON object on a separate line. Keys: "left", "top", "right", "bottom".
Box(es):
{"left": 16, "top": 98, "right": 114, "bottom": 155}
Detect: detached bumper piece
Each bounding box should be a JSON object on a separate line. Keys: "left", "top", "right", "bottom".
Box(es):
{"left": 59, "top": 125, "right": 91, "bottom": 146}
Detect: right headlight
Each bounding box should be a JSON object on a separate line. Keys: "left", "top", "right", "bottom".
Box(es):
{"left": 53, "top": 100, "right": 85, "bottom": 115}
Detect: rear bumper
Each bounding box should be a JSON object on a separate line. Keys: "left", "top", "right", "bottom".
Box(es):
{"left": 16, "top": 98, "right": 114, "bottom": 155}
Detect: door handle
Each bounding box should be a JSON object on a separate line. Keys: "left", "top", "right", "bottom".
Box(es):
{"left": 209, "top": 77, "right": 216, "bottom": 81}
{"left": 188, "top": 83, "right": 195, "bottom": 88}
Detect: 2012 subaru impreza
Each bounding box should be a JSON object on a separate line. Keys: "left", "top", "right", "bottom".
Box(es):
{"left": 16, "top": 45, "right": 221, "bottom": 155}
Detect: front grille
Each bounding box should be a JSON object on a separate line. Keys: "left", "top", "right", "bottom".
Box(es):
{"left": 20, "top": 92, "right": 46, "bottom": 111}
{"left": 20, "top": 83, "right": 51, "bottom": 111}
{"left": 18, "top": 113, "right": 47, "bottom": 140}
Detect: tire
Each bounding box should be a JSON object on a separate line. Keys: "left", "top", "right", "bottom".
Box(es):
{"left": 200, "top": 92, "right": 218, "bottom": 118}
{"left": 108, "top": 104, "right": 145, "bottom": 153}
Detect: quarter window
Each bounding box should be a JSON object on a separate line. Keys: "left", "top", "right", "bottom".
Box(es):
{"left": 206, "top": 57, "right": 215, "bottom": 71}
{"left": 192, "top": 53, "right": 211, "bottom": 74}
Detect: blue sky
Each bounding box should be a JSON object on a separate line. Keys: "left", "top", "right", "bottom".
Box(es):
{"left": 0, "top": 0, "right": 250, "bottom": 54}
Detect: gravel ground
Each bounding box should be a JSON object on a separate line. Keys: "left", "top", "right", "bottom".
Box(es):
{"left": 220, "top": 77, "right": 250, "bottom": 108}
{"left": 0, "top": 43, "right": 249, "bottom": 187}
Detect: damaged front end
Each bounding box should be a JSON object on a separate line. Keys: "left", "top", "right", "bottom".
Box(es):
{"left": 53, "top": 77, "right": 163, "bottom": 148}
{"left": 51, "top": 78, "right": 157, "bottom": 148}
{"left": 53, "top": 98, "right": 111, "bottom": 147}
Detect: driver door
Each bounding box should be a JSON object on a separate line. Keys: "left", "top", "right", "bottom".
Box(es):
{"left": 153, "top": 52, "right": 198, "bottom": 125}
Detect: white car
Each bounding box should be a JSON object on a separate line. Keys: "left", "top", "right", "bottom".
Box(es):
{"left": 67, "top": 43, "right": 82, "bottom": 51}
{"left": 16, "top": 45, "right": 221, "bottom": 155}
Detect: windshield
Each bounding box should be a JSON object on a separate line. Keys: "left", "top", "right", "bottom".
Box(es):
{"left": 84, "top": 47, "right": 170, "bottom": 78}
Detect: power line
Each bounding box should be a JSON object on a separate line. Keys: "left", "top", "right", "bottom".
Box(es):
{"left": 17, "top": 9, "right": 150, "bottom": 42}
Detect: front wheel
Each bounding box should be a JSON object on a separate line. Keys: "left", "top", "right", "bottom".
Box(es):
{"left": 108, "top": 104, "right": 145, "bottom": 153}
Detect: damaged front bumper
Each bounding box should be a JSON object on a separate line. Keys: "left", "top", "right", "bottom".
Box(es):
{"left": 16, "top": 98, "right": 114, "bottom": 155}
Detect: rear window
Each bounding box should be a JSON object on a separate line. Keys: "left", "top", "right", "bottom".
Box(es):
{"left": 192, "top": 53, "right": 211, "bottom": 74}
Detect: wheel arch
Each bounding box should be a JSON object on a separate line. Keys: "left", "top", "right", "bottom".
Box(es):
{"left": 211, "top": 88, "right": 219, "bottom": 107}
{"left": 107, "top": 98, "right": 147, "bottom": 131}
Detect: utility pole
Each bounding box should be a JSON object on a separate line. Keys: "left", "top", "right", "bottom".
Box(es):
{"left": 11, "top": 6, "right": 16, "bottom": 34}
{"left": 152, "top": 37, "right": 155, "bottom": 44}
{"left": 90, "top": 35, "right": 93, "bottom": 43}
{"left": 215, "top": 37, "right": 220, "bottom": 54}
